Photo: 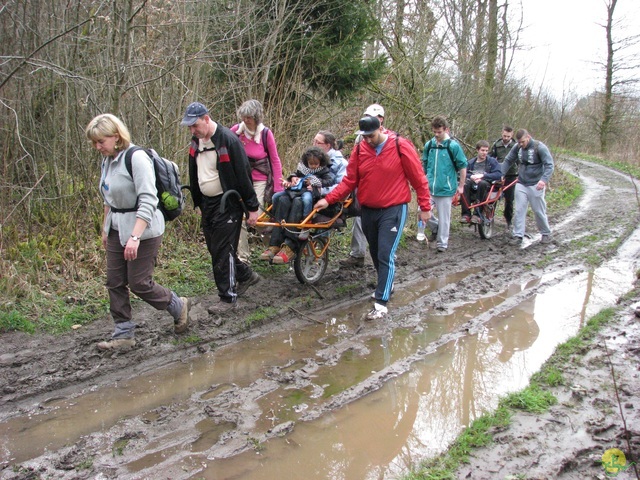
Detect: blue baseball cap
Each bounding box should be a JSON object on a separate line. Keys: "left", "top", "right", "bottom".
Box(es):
{"left": 181, "top": 102, "right": 208, "bottom": 126}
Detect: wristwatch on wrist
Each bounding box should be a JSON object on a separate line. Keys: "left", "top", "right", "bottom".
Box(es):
{"left": 130, "top": 234, "right": 140, "bottom": 242}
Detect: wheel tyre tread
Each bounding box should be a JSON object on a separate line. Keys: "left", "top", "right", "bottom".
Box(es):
{"left": 294, "top": 237, "right": 329, "bottom": 284}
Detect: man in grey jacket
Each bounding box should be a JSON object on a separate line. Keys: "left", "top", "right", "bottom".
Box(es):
{"left": 501, "top": 129, "right": 554, "bottom": 245}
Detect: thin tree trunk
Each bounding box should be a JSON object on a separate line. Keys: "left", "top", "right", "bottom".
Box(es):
{"left": 600, "top": 0, "right": 617, "bottom": 154}
{"left": 482, "top": 0, "right": 498, "bottom": 138}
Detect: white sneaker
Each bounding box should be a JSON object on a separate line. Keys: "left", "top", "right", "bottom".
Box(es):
{"left": 366, "top": 303, "right": 388, "bottom": 320}
{"left": 371, "top": 283, "right": 395, "bottom": 299}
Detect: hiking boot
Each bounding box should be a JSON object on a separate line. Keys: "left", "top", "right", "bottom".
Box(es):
{"left": 460, "top": 215, "right": 471, "bottom": 224}
{"left": 541, "top": 234, "right": 553, "bottom": 244}
{"left": 207, "top": 300, "right": 237, "bottom": 314}
{"left": 174, "top": 297, "right": 190, "bottom": 334}
{"left": 97, "top": 338, "right": 136, "bottom": 351}
{"left": 272, "top": 244, "right": 296, "bottom": 265}
{"left": 237, "top": 271, "right": 261, "bottom": 296}
{"left": 366, "top": 303, "right": 388, "bottom": 321}
{"left": 339, "top": 255, "right": 365, "bottom": 268}
{"left": 471, "top": 215, "right": 481, "bottom": 224}
{"left": 260, "top": 246, "right": 280, "bottom": 261}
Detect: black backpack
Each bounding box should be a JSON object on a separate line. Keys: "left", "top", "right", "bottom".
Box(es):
{"left": 124, "top": 147, "right": 185, "bottom": 221}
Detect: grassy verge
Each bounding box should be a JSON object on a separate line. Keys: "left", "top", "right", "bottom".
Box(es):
{"left": 546, "top": 158, "right": 583, "bottom": 215}
{"left": 557, "top": 148, "right": 640, "bottom": 180}
{"left": 0, "top": 208, "right": 356, "bottom": 335}
{"left": 401, "top": 306, "right": 619, "bottom": 480}
{"left": 0, "top": 212, "right": 214, "bottom": 335}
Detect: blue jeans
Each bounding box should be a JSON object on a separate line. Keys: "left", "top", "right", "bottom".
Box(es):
{"left": 272, "top": 190, "right": 311, "bottom": 216}
{"left": 271, "top": 190, "right": 286, "bottom": 206}
{"left": 300, "top": 191, "right": 313, "bottom": 219}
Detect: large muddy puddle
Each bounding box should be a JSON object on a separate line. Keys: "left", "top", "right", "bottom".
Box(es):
{"left": 2, "top": 229, "right": 639, "bottom": 479}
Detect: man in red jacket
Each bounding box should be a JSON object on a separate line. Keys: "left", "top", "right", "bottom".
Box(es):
{"left": 315, "top": 116, "right": 431, "bottom": 320}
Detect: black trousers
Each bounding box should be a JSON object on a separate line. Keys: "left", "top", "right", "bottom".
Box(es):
{"left": 503, "top": 174, "right": 517, "bottom": 224}
{"left": 200, "top": 195, "right": 253, "bottom": 303}
{"left": 461, "top": 179, "right": 491, "bottom": 216}
{"left": 361, "top": 204, "right": 407, "bottom": 304}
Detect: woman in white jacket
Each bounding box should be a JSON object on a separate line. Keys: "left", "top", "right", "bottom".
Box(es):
{"left": 86, "top": 114, "right": 190, "bottom": 351}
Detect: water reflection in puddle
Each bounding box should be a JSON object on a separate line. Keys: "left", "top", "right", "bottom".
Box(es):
{"left": 192, "top": 243, "right": 639, "bottom": 479}
{"left": 1, "top": 230, "right": 639, "bottom": 479}
{"left": 197, "top": 276, "right": 634, "bottom": 479}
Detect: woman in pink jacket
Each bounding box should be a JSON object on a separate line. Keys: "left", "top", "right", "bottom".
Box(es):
{"left": 231, "top": 99, "right": 283, "bottom": 263}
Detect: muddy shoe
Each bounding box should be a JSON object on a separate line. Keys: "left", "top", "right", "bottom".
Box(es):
{"left": 508, "top": 236, "right": 523, "bottom": 246}
{"left": 541, "top": 234, "right": 553, "bottom": 244}
{"left": 460, "top": 215, "right": 471, "bottom": 224}
{"left": 207, "top": 300, "right": 237, "bottom": 314}
{"left": 237, "top": 271, "right": 261, "bottom": 296}
{"left": 272, "top": 245, "right": 296, "bottom": 265}
{"left": 471, "top": 215, "right": 481, "bottom": 224}
{"left": 339, "top": 255, "right": 365, "bottom": 268}
{"left": 174, "top": 297, "right": 190, "bottom": 334}
{"left": 260, "top": 246, "right": 280, "bottom": 261}
{"left": 97, "top": 338, "right": 136, "bottom": 351}
{"left": 366, "top": 303, "right": 388, "bottom": 321}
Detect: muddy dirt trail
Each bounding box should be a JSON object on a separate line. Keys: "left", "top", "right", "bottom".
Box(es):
{"left": 1, "top": 156, "right": 640, "bottom": 479}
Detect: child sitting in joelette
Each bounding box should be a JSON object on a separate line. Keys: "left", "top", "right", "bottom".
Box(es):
{"left": 261, "top": 147, "right": 335, "bottom": 263}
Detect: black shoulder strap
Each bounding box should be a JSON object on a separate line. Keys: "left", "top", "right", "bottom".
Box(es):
{"left": 124, "top": 146, "right": 145, "bottom": 178}
{"left": 444, "top": 139, "right": 455, "bottom": 164}
{"left": 431, "top": 139, "right": 457, "bottom": 170}
{"left": 111, "top": 147, "right": 146, "bottom": 214}
{"left": 261, "top": 127, "right": 270, "bottom": 160}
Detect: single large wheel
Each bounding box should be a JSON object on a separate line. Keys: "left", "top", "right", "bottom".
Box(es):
{"left": 478, "top": 204, "right": 495, "bottom": 239}
{"left": 294, "top": 236, "right": 329, "bottom": 284}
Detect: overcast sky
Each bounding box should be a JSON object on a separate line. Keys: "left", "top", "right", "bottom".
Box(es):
{"left": 515, "top": 0, "right": 640, "bottom": 99}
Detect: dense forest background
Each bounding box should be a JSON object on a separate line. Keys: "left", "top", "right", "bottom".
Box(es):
{"left": 1, "top": 0, "right": 638, "bottom": 327}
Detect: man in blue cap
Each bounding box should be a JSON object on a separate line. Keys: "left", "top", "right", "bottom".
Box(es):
{"left": 182, "top": 102, "right": 261, "bottom": 312}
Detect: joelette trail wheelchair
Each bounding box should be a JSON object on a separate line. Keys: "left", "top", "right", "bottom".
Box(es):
{"left": 255, "top": 197, "right": 355, "bottom": 284}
